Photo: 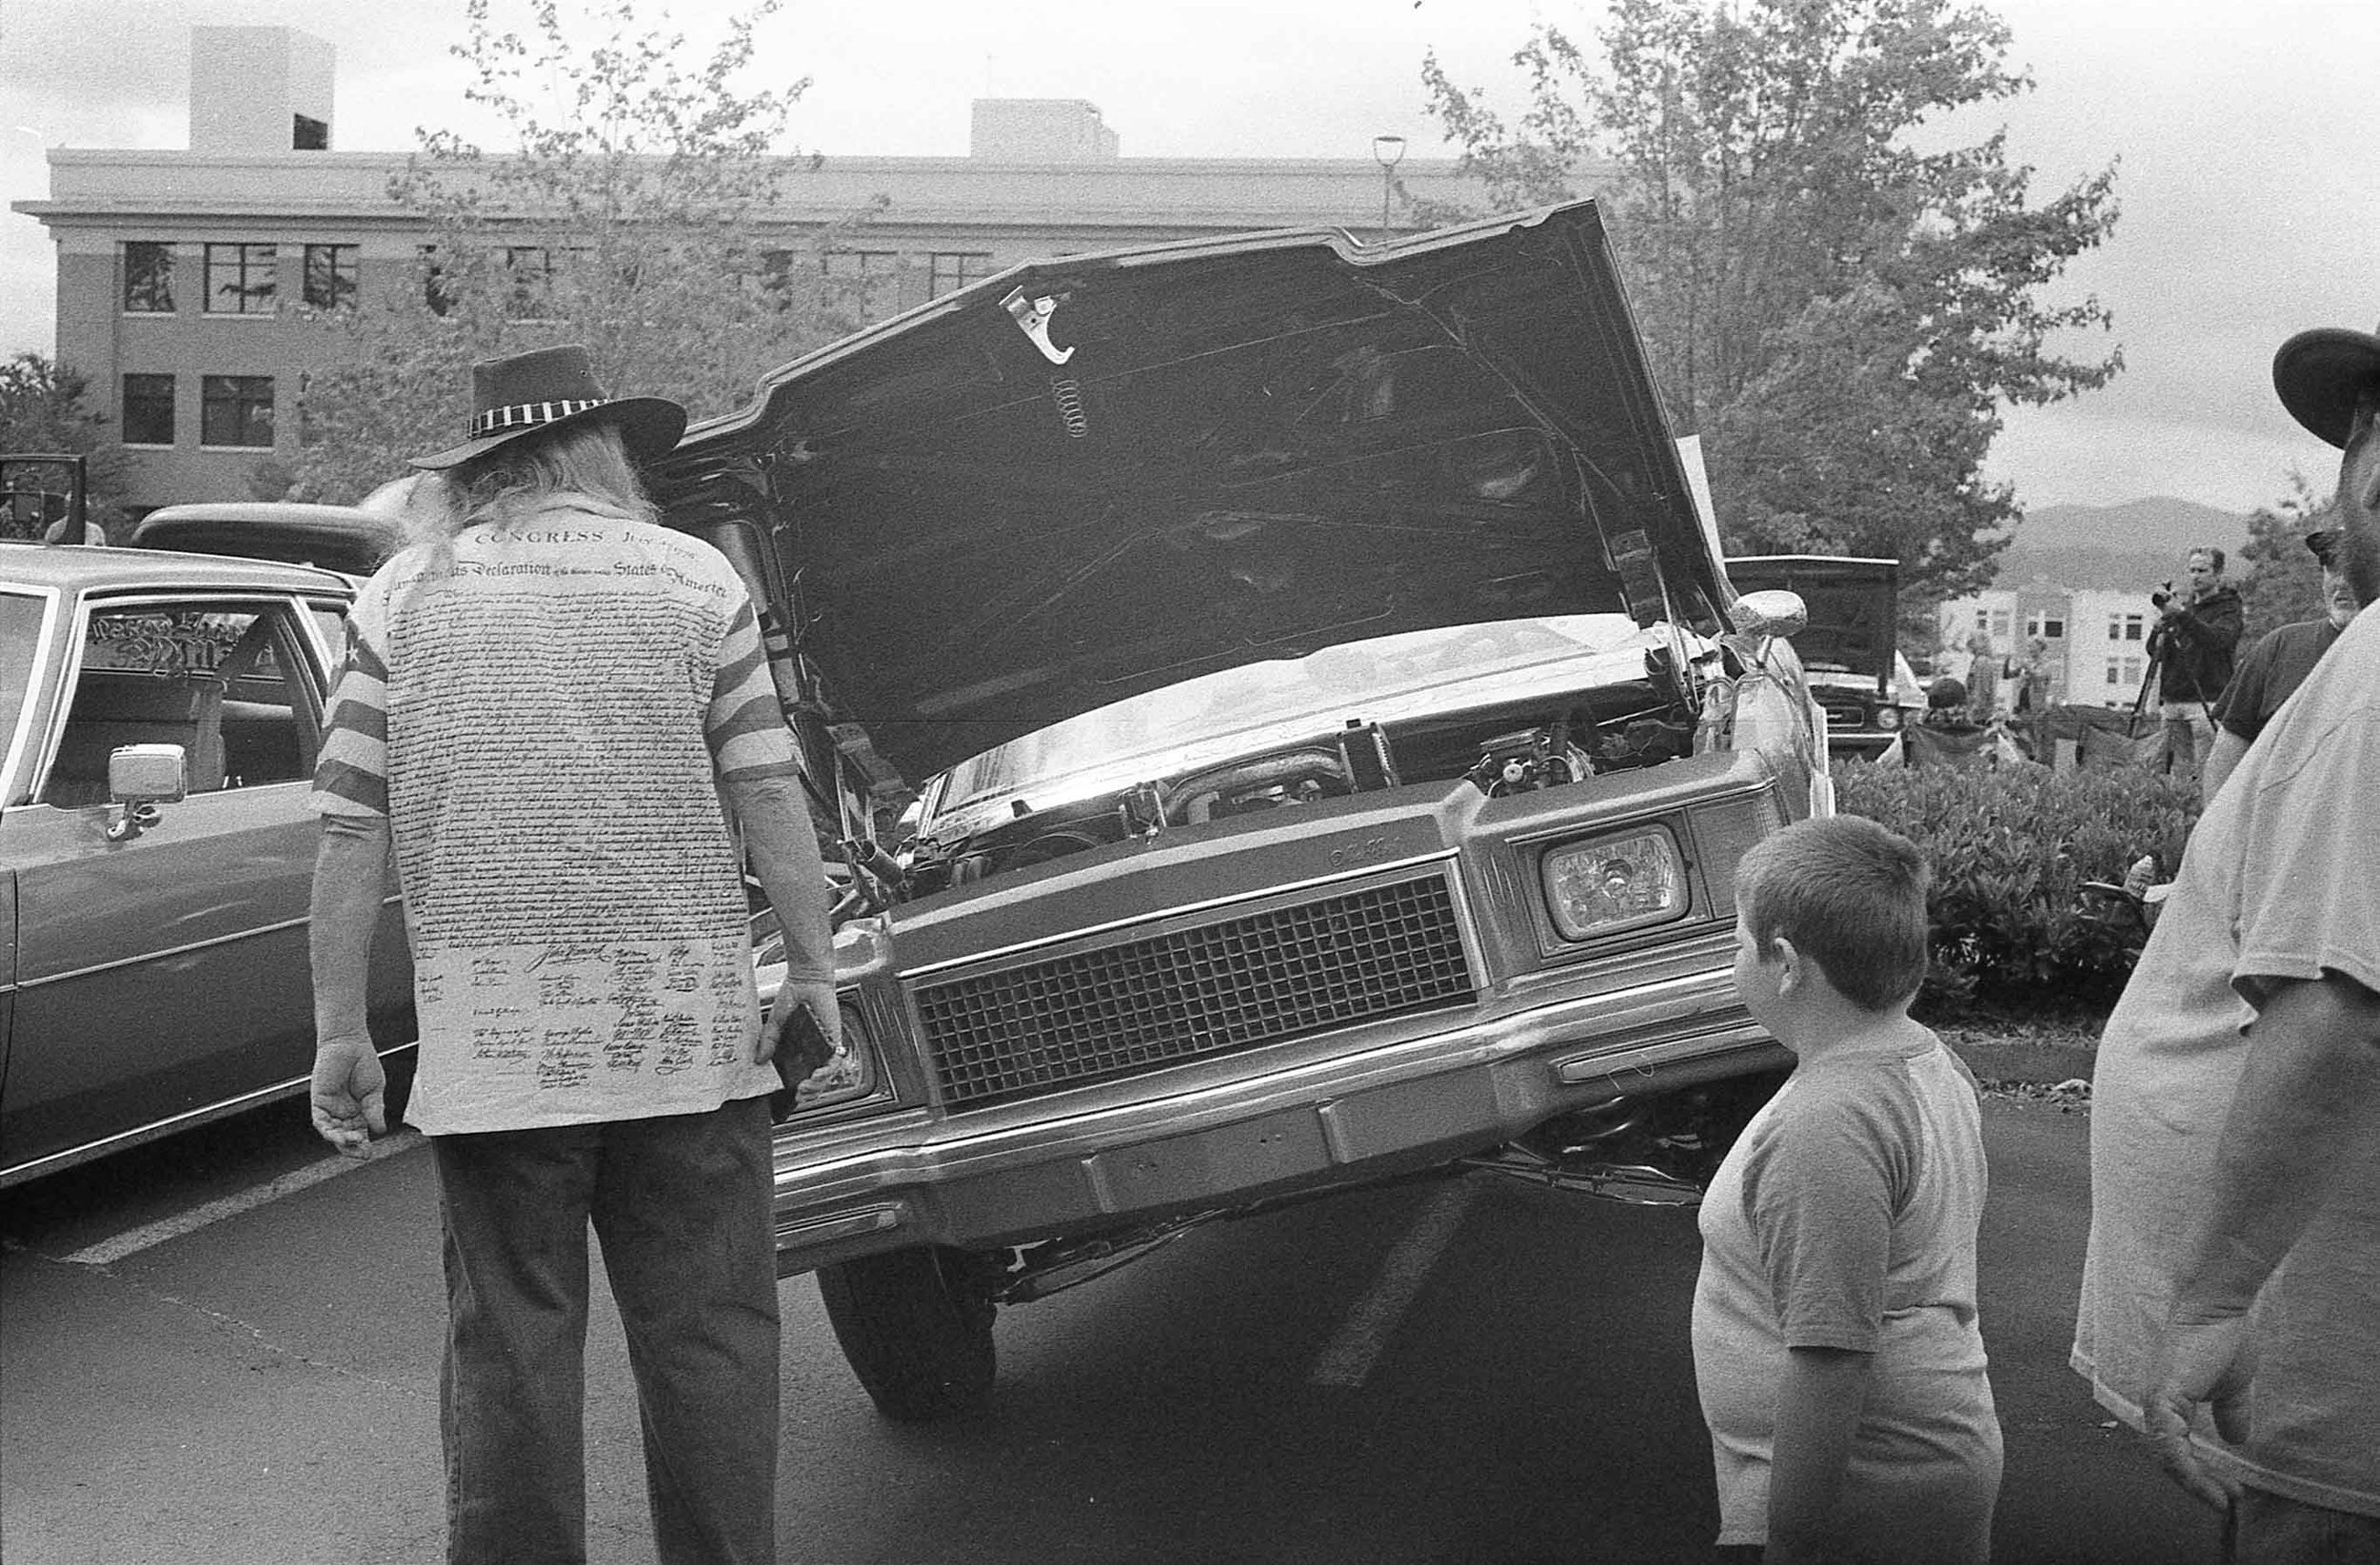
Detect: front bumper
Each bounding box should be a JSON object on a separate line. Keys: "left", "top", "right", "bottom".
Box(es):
{"left": 764, "top": 964, "right": 1784, "bottom": 1275}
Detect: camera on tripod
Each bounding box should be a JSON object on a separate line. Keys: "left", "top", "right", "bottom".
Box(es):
{"left": 2150, "top": 580, "right": 2175, "bottom": 610}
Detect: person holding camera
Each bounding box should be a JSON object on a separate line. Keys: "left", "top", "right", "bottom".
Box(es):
{"left": 2144, "top": 546, "right": 2243, "bottom": 787}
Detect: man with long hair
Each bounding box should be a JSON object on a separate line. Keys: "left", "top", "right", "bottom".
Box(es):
{"left": 306, "top": 345, "right": 838, "bottom": 1564}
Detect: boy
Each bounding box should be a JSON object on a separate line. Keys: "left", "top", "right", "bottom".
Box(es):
{"left": 1693, "top": 815, "right": 2002, "bottom": 1563}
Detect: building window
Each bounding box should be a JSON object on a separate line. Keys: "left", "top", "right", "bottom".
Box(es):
{"left": 2027, "top": 614, "right": 2065, "bottom": 640}
{"left": 2107, "top": 612, "right": 2146, "bottom": 643}
{"left": 2105, "top": 661, "right": 2122, "bottom": 686}
{"left": 123, "top": 242, "right": 176, "bottom": 313}
{"left": 302, "top": 245, "right": 357, "bottom": 309}
{"left": 121, "top": 374, "right": 175, "bottom": 446}
{"left": 821, "top": 248, "right": 904, "bottom": 319}
{"left": 200, "top": 375, "right": 274, "bottom": 448}
{"left": 927, "top": 251, "right": 996, "bottom": 298}
{"left": 204, "top": 243, "right": 277, "bottom": 314}
{"left": 2122, "top": 657, "right": 2146, "bottom": 684}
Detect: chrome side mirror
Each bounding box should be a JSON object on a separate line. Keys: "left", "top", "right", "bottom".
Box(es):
{"left": 105, "top": 743, "right": 186, "bottom": 842}
{"left": 1728, "top": 589, "right": 1809, "bottom": 641}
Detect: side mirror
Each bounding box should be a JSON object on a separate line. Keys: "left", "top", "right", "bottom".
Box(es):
{"left": 1728, "top": 589, "right": 1809, "bottom": 641}
{"left": 105, "top": 743, "right": 186, "bottom": 842}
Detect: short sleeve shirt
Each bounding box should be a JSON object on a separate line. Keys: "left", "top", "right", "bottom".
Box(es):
{"left": 311, "top": 510, "right": 803, "bottom": 1135}
{"left": 2075, "top": 604, "right": 2380, "bottom": 1516}
{"left": 2211, "top": 618, "right": 2341, "bottom": 743}
{"left": 1693, "top": 1037, "right": 2000, "bottom": 1556}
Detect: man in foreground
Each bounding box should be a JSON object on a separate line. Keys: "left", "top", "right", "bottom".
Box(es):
{"left": 2073, "top": 323, "right": 2380, "bottom": 1559}
{"left": 306, "top": 344, "right": 841, "bottom": 1564}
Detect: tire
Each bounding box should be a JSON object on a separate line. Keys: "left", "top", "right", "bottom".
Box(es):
{"left": 813, "top": 1245, "right": 997, "bottom": 1422}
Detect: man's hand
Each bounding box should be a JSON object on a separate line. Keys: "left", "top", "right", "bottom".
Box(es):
{"left": 762, "top": 978, "right": 843, "bottom": 1081}
{"left": 310, "top": 1031, "right": 387, "bottom": 1158}
{"left": 2144, "top": 1307, "right": 2256, "bottom": 1511}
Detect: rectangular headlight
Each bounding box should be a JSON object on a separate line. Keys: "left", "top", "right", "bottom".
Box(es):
{"left": 1539, "top": 825, "right": 1688, "bottom": 941}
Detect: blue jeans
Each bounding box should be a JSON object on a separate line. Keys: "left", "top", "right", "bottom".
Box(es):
{"left": 431, "top": 1097, "right": 780, "bottom": 1565}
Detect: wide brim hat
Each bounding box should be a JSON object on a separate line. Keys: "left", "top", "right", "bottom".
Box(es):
{"left": 2305, "top": 527, "right": 2341, "bottom": 565}
{"left": 409, "top": 343, "right": 687, "bottom": 471}
{"left": 2272, "top": 324, "right": 2380, "bottom": 448}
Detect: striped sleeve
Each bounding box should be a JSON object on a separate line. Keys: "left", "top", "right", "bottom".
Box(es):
{"left": 310, "top": 611, "right": 391, "bottom": 819}
{"left": 705, "top": 597, "right": 802, "bottom": 782}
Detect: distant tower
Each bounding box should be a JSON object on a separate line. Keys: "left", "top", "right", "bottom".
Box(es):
{"left": 188, "top": 27, "right": 335, "bottom": 152}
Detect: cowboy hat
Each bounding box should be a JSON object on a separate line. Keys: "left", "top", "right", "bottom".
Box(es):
{"left": 409, "top": 344, "right": 687, "bottom": 471}
{"left": 2272, "top": 324, "right": 2380, "bottom": 449}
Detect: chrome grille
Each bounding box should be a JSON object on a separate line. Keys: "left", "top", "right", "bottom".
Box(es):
{"left": 916, "top": 875, "right": 1473, "bottom": 1109}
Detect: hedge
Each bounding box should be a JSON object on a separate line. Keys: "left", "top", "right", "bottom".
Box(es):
{"left": 1833, "top": 759, "right": 2197, "bottom": 1017}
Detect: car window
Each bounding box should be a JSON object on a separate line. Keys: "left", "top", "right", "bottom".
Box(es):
{"left": 307, "top": 604, "right": 349, "bottom": 675}
{"left": 0, "top": 589, "right": 49, "bottom": 769}
{"left": 937, "top": 613, "right": 1651, "bottom": 813}
{"left": 41, "top": 600, "right": 321, "bottom": 807}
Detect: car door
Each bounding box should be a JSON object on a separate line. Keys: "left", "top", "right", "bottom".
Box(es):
{"left": 0, "top": 587, "right": 402, "bottom": 1180}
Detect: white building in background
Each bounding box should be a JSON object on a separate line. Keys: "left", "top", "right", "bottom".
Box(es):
{"left": 1935, "top": 581, "right": 2163, "bottom": 711}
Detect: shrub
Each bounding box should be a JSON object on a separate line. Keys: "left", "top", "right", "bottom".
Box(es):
{"left": 1834, "top": 760, "right": 2196, "bottom": 1017}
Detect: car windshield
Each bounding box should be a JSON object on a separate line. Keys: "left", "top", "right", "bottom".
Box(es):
{"left": 0, "top": 589, "right": 51, "bottom": 772}
{"left": 936, "top": 614, "right": 1655, "bottom": 814}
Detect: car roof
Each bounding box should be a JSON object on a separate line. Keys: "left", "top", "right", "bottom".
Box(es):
{"left": 0, "top": 540, "right": 353, "bottom": 595}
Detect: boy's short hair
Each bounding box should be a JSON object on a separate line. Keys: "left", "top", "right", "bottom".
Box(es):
{"left": 1735, "top": 815, "right": 1931, "bottom": 1011}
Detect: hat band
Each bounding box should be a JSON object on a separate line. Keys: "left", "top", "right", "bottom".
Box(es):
{"left": 467, "top": 398, "right": 609, "bottom": 440}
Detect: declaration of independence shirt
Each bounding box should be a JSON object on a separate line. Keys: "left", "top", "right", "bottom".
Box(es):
{"left": 311, "top": 509, "right": 801, "bottom": 1134}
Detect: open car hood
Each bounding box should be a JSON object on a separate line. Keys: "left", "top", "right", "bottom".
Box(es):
{"left": 1725, "top": 555, "right": 1900, "bottom": 690}
{"left": 654, "top": 201, "right": 1726, "bottom": 784}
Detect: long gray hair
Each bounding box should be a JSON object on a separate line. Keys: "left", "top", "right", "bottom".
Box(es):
{"left": 398, "top": 422, "right": 659, "bottom": 565}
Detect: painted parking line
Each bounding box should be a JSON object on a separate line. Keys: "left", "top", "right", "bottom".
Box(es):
{"left": 61, "top": 1129, "right": 423, "bottom": 1267}
{"left": 1306, "top": 1178, "right": 1479, "bottom": 1389}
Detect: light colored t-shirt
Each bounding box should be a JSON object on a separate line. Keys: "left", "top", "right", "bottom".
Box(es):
{"left": 1694, "top": 1034, "right": 2001, "bottom": 1559}
{"left": 2075, "top": 603, "right": 2380, "bottom": 1518}
{"left": 311, "top": 509, "right": 802, "bottom": 1135}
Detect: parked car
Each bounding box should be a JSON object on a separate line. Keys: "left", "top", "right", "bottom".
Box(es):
{"left": 1726, "top": 554, "right": 1924, "bottom": 759}
{"left": 0, "top": 542, "right": 415, "bottom": 1188}
{"left": 645, "top": 199, "right": 1830, "bottom": 1418}
{"left": 132, "top": 500, "right": 399, "bottom": 580}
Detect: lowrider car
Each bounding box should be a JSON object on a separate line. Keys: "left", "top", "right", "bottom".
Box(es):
{"left": 1726, "top": 554, "right": 1925, "bottom": 758}
{"left": 0, "top": 543, "right": 415, "bottom": 1187}
{"left": 647, "top": 200, "right": 1830, "bottom": 1418}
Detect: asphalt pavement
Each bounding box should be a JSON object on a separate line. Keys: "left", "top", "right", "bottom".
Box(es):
{"left": 2, "top": 1079, "right": 2220, "bottom": 1564}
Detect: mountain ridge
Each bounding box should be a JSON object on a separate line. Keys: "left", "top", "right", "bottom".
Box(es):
{"left": 1991, "top": 496, "right": 2251, "bottom": 591}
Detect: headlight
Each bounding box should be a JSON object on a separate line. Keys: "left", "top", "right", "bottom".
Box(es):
{"left": 1540, "top": 826, "right": 1688, "bottom": 941}
{"left": 1875, "top": 706, "right": 1901, "bottom": 730}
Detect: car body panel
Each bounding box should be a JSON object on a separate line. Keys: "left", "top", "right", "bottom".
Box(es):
{"left": 656, "top": 202, "right": 1731, "bottom": 787}
{"left": 0, "top": 543, "right": 412, "bottom": 1187}
{"left": 131, "top": 503, "right": 398, "bottom": 580}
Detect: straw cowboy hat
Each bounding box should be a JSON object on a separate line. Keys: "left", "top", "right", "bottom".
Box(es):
{"left": 409, "top": 343, "right": 686, "bottom": 471}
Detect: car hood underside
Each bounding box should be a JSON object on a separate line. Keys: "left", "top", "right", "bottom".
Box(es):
{"left": 656, "top": 201, "right": 1725, "bottom": 784}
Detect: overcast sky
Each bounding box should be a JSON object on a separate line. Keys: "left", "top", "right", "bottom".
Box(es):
{"left": 3, "top": 0, "right": 2372, "bottom": 516}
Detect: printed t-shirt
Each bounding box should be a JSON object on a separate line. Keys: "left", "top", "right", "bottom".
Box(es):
{"left": 310, "top": 511, "right": 803, "bottom": 1135}
{"left": 2074, "top": 602, "right": 2380, "bottom": 1518}
{"left": 2211, "top": 617, "right": 2341, "bottom": 743}
{"left": 1694, "top": 1036, "right": 2000, "bottom": 1559}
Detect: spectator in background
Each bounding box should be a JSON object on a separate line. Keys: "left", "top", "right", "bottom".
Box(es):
{"left": 2201, "top": 528, "right": 2361, "bottom": 800}
{"left": 2144, "top": 546, "right": 2244, "bottom": 786}
{"left": 1960, "top": 630, "right": 2000, "bottom": 723}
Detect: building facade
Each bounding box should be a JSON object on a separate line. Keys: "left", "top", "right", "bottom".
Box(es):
{"left": 1937, "top": 581, "right": 2164, "bottom": 710}
{"left": 12, "top": 28, "right": 1485, "bottom": 513}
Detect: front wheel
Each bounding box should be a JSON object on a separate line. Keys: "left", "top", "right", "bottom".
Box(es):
{"left": 814, "top": 1245, "right": 997, "bottom": 1421}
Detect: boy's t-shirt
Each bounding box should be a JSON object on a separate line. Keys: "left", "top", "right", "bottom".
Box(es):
{"left": 1693, "top": 1034, "right": 2002, "bottom": 1559}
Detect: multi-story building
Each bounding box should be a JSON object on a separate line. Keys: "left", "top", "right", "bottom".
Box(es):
{"left": 12, "top": 27, "right": 1482, "bottom": 514}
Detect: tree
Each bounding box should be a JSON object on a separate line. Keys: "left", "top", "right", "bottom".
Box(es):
{"left": 2233, "top": 473, "right": 2333, "bottom": 644}
{"left": 0, "top": 352, "right": 134, "bottom": 525}
{"left": 292, "top": 0, "right": 874, "bottom": 502}
{"left": 1419, "top": 0, "right": 2122, "bottom": 612}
